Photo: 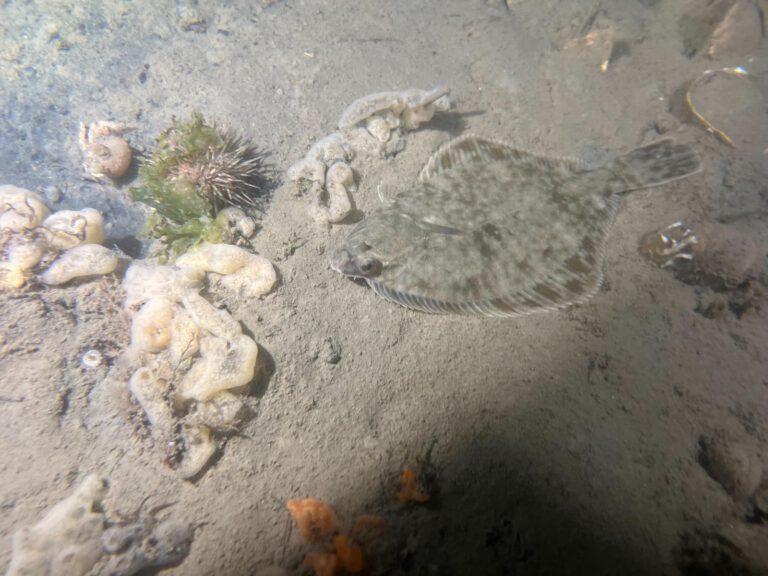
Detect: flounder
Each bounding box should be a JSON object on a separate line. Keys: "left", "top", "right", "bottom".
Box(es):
{"left": 331, "top": 135, "right": 701, "bottom": 317}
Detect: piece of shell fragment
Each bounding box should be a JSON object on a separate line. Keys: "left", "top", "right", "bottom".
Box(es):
{"left": 331, "top": 135, "right": 701, "bottom": 316}
{"left": 79, "top": 121, "right": 133, "bottom": 180}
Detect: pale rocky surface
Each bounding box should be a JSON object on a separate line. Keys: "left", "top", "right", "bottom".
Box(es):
{"left": 1, "top": 1, "right": 767, "bottom": 575}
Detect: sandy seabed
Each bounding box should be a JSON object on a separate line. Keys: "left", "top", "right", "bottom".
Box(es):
{"left": 1, "top": 1, "right": 768, "bottom": 574}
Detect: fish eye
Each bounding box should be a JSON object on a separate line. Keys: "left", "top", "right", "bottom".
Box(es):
{"left": 358, "top": 258, "right": 382, "bottom": 277}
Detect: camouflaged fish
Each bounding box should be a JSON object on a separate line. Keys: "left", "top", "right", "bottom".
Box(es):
{"left": 330, "top": 135, "right": 701, "bottom": 317}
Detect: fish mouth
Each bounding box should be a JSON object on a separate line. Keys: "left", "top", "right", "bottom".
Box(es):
{"left": 330, "top": 248, "right": 355, "bottom": 276}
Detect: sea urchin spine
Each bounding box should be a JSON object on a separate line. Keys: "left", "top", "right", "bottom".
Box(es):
{"left": 133, "top": 113, "right": 270, "bottom": 222}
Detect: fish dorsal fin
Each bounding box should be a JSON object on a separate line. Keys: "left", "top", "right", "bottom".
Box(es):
{"left": 418, "top": 134, "right": 589, "bottom": 182}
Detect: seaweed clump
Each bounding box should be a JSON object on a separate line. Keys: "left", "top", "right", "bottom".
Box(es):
{"left": 131, "top": 113, "right": 270, "bottom": 259}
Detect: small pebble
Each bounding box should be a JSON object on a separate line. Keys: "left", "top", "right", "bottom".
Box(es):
{"left": 43, "top": 185, "right": 62, "bottom": 204}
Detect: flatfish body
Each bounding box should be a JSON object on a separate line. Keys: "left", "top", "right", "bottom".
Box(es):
{"left": 330, "top": 135, "right": 700, "bottom": 317}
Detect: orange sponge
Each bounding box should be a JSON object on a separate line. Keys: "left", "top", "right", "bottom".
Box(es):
{"left": 287, "top": 498, "right": 338, "bottom": 542}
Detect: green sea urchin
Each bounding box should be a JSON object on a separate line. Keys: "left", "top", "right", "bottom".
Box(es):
{"left": 131, "top": 113, "right": 271, "bottom": 259}
{"left": 133, "top": 113, "right": 270, "bottom": 219}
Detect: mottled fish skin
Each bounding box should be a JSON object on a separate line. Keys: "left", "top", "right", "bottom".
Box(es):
{"left": 331, "top": 135, "right": 701, "bottom": 317}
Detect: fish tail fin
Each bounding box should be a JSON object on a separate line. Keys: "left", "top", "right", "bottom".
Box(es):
{"left": 615, "top": 139, "right": 701, "bottom": 190}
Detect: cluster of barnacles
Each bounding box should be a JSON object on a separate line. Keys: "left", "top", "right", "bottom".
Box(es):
{"left": 640, "top": 221, "right": 700, "bottom": 268}
{"left": 287, "top": 87, "right": 451, "bottom": 225}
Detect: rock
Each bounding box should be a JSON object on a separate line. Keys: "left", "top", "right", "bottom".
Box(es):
{"left": 6, "top": 475, "right": 108, "bottom": 576}
{"left": 698, "top": 429, "right": 763, "bottom": 501}
{"left": 708, "top": 0, "right": 764, "bottom": 60}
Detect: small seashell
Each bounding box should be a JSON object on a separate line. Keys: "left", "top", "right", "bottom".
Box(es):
{"left": 83, "top": 136, "right": 132, "bottom": 180}
{"left": 79, "top": 121, "right": 133, "bottom": 180}
{"left": 80, "top": 349, "right": 103, "bottom": 368}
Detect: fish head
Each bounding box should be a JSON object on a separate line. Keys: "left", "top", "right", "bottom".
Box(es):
{"left": 330, "top": 207, "right": 424, "bottom": 280}
{"left": 330, "top": 241, "right": 384, "bottom": 279}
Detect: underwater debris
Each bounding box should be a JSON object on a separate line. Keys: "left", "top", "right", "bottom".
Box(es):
{"left": 685, "top": 66, "right": 750, "bottom": 147}
{"left": 79, "top": 121, "right": 133, "bottom": 180}
{"left": 0, "top": 185, "right": 117, "bottom": 288}
{"left": 288, "top": 87, "right": 450, "bottom": 225}
{"left": 131, "top": 113, "right": 269, "bottom": 259}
